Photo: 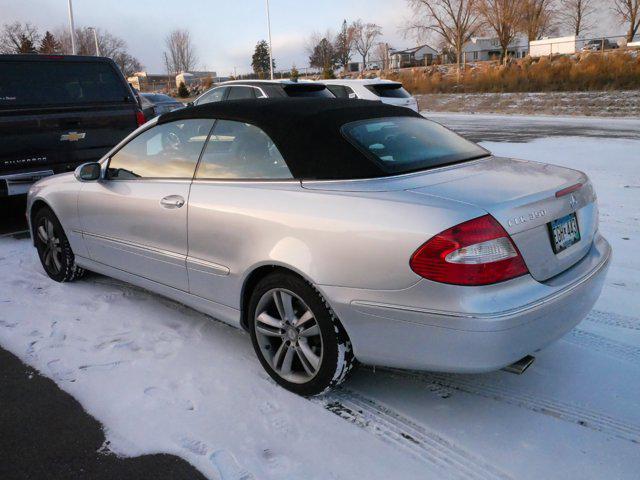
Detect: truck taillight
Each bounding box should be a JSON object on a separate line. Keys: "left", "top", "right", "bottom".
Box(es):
{"left": 136, "top": 110, "right": 146, "bottom": 127}
{"left": 410, "top": 215, "right": 528, "bottom": 286}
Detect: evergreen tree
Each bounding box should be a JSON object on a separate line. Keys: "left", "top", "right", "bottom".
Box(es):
{"left": 309, "top": 37, "right": 337, "bottom": 77}
{"left": 290, "top": 64, "right": 300, "bottom": 81}
{"left": 17, "top": 34, "right": 37, "bottom": 53}
{"left": 39, "top": 31, "right": 61, "bottom": 54}
{"left": 177, "top": 81, "right": 189, "bottom": 98}
{"left": 334, "top": 20, "right": 354, "bottom": 70}
{"left": 252, "top": 40, "right": 274, "bottom": 79}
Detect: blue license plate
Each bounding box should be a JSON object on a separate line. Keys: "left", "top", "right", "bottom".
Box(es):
{"left": 548, "top": 213, "right": 581, "bottom": 254}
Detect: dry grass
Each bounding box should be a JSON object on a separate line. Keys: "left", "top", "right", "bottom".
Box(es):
{"left": 389, "top": 51, "right": 640, "bottom": 94}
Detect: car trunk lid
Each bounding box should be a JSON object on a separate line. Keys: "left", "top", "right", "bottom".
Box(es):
{"left": 302, "top": 155, "right": 598, "bottom": 282}
{"left": 405, "top": 156, "right": 598, "bottom": 281}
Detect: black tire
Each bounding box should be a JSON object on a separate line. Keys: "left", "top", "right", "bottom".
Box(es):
{"left": 33, "top": 207, "right": 85, "bottom": 283}
{"left": 248, "top": 272, "right": 355, "bottom": 396}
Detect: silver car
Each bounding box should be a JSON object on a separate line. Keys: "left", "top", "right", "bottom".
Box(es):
{"left": 26, "top": 98, "right": 611, "bottom": 395}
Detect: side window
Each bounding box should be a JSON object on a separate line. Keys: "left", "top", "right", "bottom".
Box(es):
{"left": 344, "top": 86, "right": 358, "bottom": 99}
{"left": 227, "top": 86, "right": 256, "bottom": 100}
{"left": 326, "top": 85, "right": 348, "bottom": 98}
{"left": 196, "top": 120, "right": 292, "bottom": 180}
{"left": 108, "top": 119, "right": 214, "bottom": 179}
{"left": 196, "top": 87, "right": 227, "bottom": 105}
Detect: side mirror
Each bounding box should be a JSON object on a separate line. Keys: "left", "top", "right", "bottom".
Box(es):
{"left": 74, "top": 162, "right": 102, "bottom": 182}
{"left": 186, "top": 101, "right": 194, "bottom": 107}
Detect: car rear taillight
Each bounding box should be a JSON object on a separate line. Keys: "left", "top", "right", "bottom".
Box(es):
{"left": 410, "top": 215, "right": 528, "bottom": 286}
{"left": 136, "top": 110, "right": 146, "bottom": 127}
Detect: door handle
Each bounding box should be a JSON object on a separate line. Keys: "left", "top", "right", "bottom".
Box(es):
{"left": 160, "top": 195, "right": 185, "bottom": 209}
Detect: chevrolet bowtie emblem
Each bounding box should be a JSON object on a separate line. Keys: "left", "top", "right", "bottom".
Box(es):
{"left": 60, "top": 131, "right": 86, "bottom": 142}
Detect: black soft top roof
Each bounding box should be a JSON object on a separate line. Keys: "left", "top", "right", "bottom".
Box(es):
{"left": 158, "top": 98, "right": 422, "bottom": 180}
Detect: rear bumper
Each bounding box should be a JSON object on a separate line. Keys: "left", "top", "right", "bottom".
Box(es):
{"left": 0, "top": 170, "right": 55, "bottom": 196}
{"left": 319, "top": 233, "right": 611, "bottom": 372}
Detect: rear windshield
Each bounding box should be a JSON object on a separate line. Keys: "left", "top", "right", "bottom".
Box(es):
{"left": 0, "top": 60, "right": 130, "bottom": 108}
{"left": 142, "top": 94, "right": 177, "bottom": 103}
{"left": 365, "top": 84, "right": 411, "bottom": 98}
{"left": 283, "top": 84, "right": 334, "bottom": 98}
{"left": 342, "top": 117, "right": 488, "bottom": 174}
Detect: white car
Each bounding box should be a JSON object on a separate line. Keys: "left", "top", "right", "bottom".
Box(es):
{"left": 320, "top": 79, "right": 419, "bottom": 112}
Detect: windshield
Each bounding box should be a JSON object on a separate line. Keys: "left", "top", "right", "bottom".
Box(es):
{"left": 283, "top": 84, "right": 334, "bottom": 98}
{"left": 364, "top": 84, "right": 411, "bottom": 98}
{"left": 342, "top": 117, "right": 489, "bottom": 174}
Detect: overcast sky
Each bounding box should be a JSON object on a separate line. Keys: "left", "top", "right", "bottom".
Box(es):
{"left": 3, "top": 0, "right": 623, "bottom": 76}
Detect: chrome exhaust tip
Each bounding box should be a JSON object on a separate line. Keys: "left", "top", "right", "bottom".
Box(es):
{"left": 502, "top": 355, "right": 535, "bottom": 375}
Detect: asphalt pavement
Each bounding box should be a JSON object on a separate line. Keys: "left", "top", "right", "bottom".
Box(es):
{"left": 0, "top": 348, "right": 206, "bottom": 480}
{"left": 426, "top": 112, "right": 640, "bottom": 143}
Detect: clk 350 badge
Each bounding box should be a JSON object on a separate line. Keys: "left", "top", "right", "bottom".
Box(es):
{"left": 507, "top": 209, "right": 547, "bottom": 227}
{"left": 60, "top": 131, "right": 86, "bottom": 142}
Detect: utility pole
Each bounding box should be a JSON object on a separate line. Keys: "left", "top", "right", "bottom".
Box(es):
{"left": 67, "top": 0, "right": 77, "bottom": 54}
{"left": 265, "top": 0, "right": 274, "bottom": 80}
{"left": 89, "top": 27, "right": 100, "bottom": 56}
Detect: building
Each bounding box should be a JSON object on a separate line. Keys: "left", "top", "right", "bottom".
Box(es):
{"left": 175, "top": 71, "right": 218, "bottom": 88}
{"left": 529, "top": 36, "right": 587, "bottom": 57}
{"left": 127, "top": 72, "right": 173, "bottom": 91}
{"left": 463, "top": 37, "right": 528, "bottom": 62}
{"left": 389, "top": 44, "right": 439, "bottom": 69}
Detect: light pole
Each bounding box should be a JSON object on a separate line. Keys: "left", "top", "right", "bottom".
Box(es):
{"left": 67, "top": 0, "right": 76, "bottom": 54}
{"left": 265, "top": 0, "right": 274, "bottom": 80}
{"left": 89, "top": 27, "right": 100, "bottom": 56}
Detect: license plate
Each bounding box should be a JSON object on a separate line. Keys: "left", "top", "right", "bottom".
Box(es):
{"left": 548, "top": 213, "right": 581, "bottom": 254}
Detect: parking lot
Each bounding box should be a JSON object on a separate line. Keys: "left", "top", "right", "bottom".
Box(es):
{"left": 1, "top": 112, "right": 638, "bottom": 479}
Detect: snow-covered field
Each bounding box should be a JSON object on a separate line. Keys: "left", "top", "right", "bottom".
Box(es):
{"left": 415, "top": 91, "right": 640, "bottom": 117}
{"left": 1, "top": 120, "right": 639, "bottom": 479}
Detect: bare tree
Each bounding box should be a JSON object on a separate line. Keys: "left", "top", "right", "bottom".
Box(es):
{"left": 404, "top": 0, "right": 483, "bottom": 69}
{"left": 351, "top": 20, "right": 383, "bottom": 70}
{"left": 0, "top": 22, "right": 40, "bottom": 54}
{"left": 520, "top": 0, "right": 556, "bottom": 41}
{"left": 559, "top": 0, "right": 597, "bottom": 36}
{"left": 612, "top": 0, "right": 640, "bottom": 42}
{"left": 55, "top": 27, "right": 143, "bottom": 76}
{"left": 374, "top": 42, "right": 391, "bottom": 70}
{"left": 112, "top": 52, "right": 143, "bottom": 77}
{"left": 477, "top": 0, "right": 523, "bottom": 63}
{"left": 164, "top": 29, "right": 198, "bottom": 75}
{"left": 57, "top": 27, "right": 125, "bottom": 57}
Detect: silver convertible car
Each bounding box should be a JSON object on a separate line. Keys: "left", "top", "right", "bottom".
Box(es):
{"left": 26, "top": 98, "right": 611, "bottom": 395}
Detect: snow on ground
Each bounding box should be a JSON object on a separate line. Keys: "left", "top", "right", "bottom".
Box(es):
{"left": 1, "top": 120, "right": 639, "bottom": 479}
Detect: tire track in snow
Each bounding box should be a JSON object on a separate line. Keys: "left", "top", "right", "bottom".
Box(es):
{"left": 564, "top": 329, "right": 640, "bottom": 366}
{"left": 584, "top": 310, "right": 640, "bottom": 331}
{"left": 382, "top": 369, "right": 640, "bottom": 445}
{"left": 319, "top": 389, "right": 513, "bottom": 480}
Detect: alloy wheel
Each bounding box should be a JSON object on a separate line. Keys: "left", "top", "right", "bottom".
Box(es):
{"left": 37, "top": 217, "right": 63, "bottom": 275}
{"left": 254, "top": 288, "right": 323, "bottom": 384}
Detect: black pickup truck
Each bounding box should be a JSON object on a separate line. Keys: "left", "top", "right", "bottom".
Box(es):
{"left": 0, "top": 54, "right": 145, "bottom": 196}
